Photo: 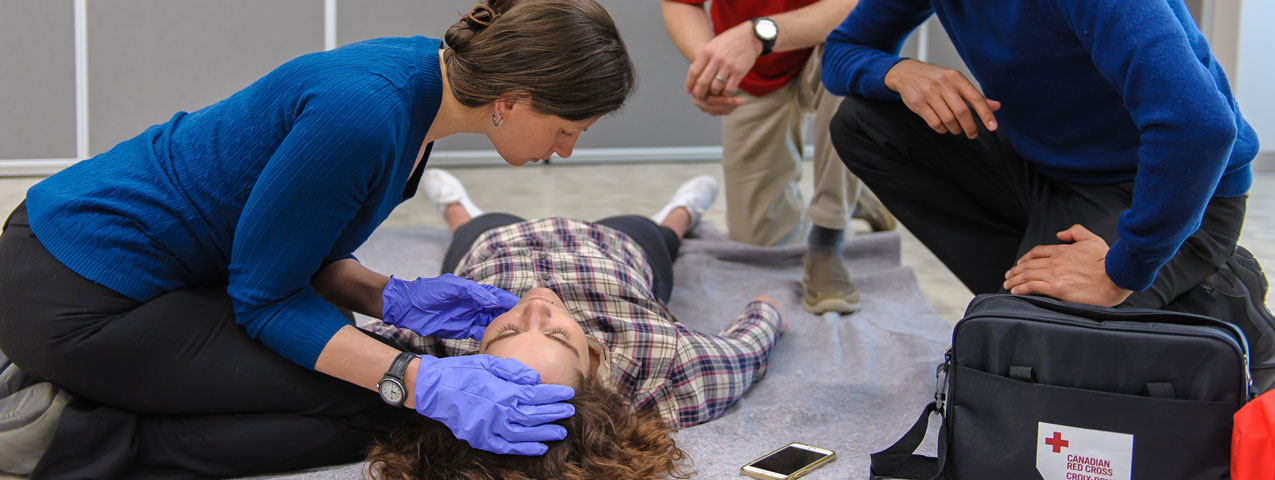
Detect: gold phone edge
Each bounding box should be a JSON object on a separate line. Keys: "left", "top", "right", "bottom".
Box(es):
{"left": 738, "top": 444, "right": 836, "bottom": 480}
{"left": 788, "top": 452, "right": 836, "bottom": 479}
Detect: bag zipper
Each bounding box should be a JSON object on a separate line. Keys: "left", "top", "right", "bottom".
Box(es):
{"left": 958, "top": 295, "right": 1254, "bottom": 401}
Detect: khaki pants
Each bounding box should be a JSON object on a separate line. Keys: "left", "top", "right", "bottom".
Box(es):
{"left": 721, "top": 45, "right": 860, "bottom": 246}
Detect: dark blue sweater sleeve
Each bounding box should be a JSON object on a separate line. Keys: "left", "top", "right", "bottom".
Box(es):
{"left": 229, "top": 79, "right": 403, "bottom": 369}
{"left": 1048, "top": 0, "right": 1239, "bottom": 291}
{"left": 821, "top": 0, "right": 933, "bottom": 100}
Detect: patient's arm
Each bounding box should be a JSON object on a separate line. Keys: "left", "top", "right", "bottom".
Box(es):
{"left": 658, "top": 297, "right": 784, "bottom": 427}
{"left": 312, "top": 258, "right": 390, "bottom": 318}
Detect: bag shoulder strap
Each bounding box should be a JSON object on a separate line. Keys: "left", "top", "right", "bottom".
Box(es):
{"left": 869, "top": 402, "right": 947, "bottom": 480}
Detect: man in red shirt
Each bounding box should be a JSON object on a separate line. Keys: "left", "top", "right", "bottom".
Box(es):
{"left": 661, "top": 0, "right": 887, "bottom": 315}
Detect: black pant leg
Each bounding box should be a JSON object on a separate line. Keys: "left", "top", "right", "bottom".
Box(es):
{"left": 594, "top": 215, "right": 681, "bottom": 304}
{"left": 1015, "top": 183, "right": 1272, "bottom": 389}
{"left": 34, "top": 401, "right": 405, "bottom": 479}
{"left": 830, "top": 96, "right": 1043, "bottom": 294}
{"left": 0, "top": 203, "right": 408, "bottom": 477}
{"left": 1016, "top": 181, "right": 1246, "bottom": 309}
{"left": 439, "top": 213, "right": 525, "bottom": 275}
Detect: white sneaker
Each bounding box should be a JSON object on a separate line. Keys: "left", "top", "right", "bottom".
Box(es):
{"left": 420, "top": 169, "right": 483, "bottom": 218}
{"left": 650, "top": 175, "right": 719, "bottom": 230}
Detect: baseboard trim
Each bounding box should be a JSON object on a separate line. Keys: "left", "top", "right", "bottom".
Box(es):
{"left": 0, "top": 158, "right": 79, "bottom": 177}
{"left": 428, "top": 146, "right": 726, "bottom": 167}
{"left": 5, "top": 147, "right": 1270, "bottom": 176}
{"left": 0, "top": 146, "right": 732, "bottom": 177}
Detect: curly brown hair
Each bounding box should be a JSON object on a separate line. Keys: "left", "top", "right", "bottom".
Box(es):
{"left": 366, "top": 375, "right": 691, "bottom": 479}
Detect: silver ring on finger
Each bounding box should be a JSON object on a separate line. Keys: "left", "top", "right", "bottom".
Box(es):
{"left": 713, "top": 75, "right": 727, "bottom": 83}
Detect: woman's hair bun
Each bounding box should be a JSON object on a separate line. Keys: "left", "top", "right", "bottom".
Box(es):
{"left": 464, "top": 6, "right": 497, "bottom": 30}
{"left": 442, "top": 0, "right": 637, "bottom": 122}
{"left": 445, "top": 1, "right": 514, "bottom": 52}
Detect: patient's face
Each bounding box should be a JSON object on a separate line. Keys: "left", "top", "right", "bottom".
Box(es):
{"left": 479, "top": 287, "right": 590, "bottom": 387}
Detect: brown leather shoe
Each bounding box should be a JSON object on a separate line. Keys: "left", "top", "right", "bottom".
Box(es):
{"left": 802, "top": 250, "right": 861, "bottom": 314}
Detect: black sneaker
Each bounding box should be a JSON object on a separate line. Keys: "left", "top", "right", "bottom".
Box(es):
{"left": 1230, "top": 246, "right": 1275, "bottom": 391}
{"left": 1171, "top": 246, "right": 1275, "bottom": 393}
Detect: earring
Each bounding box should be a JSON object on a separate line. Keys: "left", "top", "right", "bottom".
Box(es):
{"left": 491, "top": 111, "right": 503, "bottom": 127}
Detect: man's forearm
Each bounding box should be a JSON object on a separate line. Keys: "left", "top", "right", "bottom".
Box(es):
{"left": 661, "top": 0, "right": 715, "bottom": 63}
{"left": 313, "top": 258, "right": 390, "bottom": 318}
{"left": 769, "top": 0, "right": 859, "bottom": 52}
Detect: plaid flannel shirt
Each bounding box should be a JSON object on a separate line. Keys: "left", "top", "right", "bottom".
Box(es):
{"left": 367, "top": 217, "right": 781, "bottom": 428}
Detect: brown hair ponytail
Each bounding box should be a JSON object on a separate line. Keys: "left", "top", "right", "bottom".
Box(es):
{"left": 443, "top": 0, "right": 637, "bottom": 122}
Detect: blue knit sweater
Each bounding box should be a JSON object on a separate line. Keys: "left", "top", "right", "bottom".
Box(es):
{"left": 822, "top": 0, "right": 1258, "bottom": 292}
{"left": 26, "top": 36, "right": 443, "bottom": 368}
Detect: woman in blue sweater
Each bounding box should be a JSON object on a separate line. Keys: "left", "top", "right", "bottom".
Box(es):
{"left": 0, "top": 0, "right": 635, "bottom": 477}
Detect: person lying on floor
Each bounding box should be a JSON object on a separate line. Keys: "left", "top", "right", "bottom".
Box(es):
{"left": 360, "top": 170, "right": 787, "bottom": 479}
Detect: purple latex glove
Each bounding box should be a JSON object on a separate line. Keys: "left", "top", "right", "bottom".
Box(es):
{"left": 414, "top": 354, "right": 575, "bottom": 455}
{"left": 381, "top": 274, "right": 520, "bottom": 340}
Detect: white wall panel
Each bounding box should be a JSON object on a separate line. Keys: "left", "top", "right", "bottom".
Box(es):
{"left": 87, "top": 0, "right": 322, "bottom": 155}
{"left": 0, "top": 1, "right": 76, "bottom": 159}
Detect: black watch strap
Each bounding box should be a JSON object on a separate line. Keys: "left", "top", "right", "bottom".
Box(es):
{"left": 384, "top": 351, "right": 415, "bottom": 383}
{"left": 753, "top": 17, "right": 777, "bottom": 56}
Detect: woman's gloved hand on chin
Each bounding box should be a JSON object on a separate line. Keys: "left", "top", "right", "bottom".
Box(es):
{"left": 381, "top": 273, "right": 520, "bottom": 340}
{"left": 413, "top": 354, "right": 575, "bottom": 456}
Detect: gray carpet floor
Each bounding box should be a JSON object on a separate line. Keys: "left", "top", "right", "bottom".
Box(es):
{"left": 256, "top": 222, "right": 950, "bottom": 479}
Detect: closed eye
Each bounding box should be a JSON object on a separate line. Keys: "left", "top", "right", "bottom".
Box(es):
{"left": 499, "top": 324, "right": 569, "bottom": 339}
{"left": 485, "top": 324, "right": 581, "bottom": 358}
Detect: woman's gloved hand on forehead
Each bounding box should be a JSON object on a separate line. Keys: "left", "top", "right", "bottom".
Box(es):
{"left": 413, "top": 354, "right": 575, "bottom": 456}
{"left": 381, "top": 273, "right": 520, "bottom": 340}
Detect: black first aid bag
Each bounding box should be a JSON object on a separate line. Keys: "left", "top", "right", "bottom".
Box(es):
{"left": 870, "top": 294, "right": 1254, "bottom": 480}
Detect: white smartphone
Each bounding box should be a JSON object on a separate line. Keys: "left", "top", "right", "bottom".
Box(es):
{"left": 740, "top": 442, "right": 836, "bottom": 479}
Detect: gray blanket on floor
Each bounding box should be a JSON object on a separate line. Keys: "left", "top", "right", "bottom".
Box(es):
{"left": 258, "top": 224, "right": 952, "bottom": 480}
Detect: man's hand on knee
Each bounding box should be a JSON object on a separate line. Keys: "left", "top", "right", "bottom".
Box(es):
{"left": 1002, "top": 224, "right": 1133, "bottom": 307}
{"left": 883, "top": 59, "right": 1001, "bottom": 139}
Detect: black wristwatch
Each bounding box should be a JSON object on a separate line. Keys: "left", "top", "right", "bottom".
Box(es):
{"left": 752, "top": 17, "right": 778, "bottom": 56}
{"left": 378, "top": 351, "right": 416, "bottom": 407}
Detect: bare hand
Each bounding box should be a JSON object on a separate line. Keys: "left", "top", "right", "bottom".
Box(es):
{"left": 686, "top": 21, "right": 762, "bottom": 100}
{"left": 691, "top": 94, "right": 745, "bottom": 116}
{"left": 1002, "top": 225, "right": 1133, "bottom": 307}
{"left": 883, "top": 59, "right": 1001, "bottom": 139}
{"left": 754, "top": 294, "right": 786, "bottom": 334}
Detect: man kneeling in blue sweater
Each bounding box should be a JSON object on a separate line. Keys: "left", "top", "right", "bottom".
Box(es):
{"left": 821, "top": 0, "right": 1274, "bottom": 390}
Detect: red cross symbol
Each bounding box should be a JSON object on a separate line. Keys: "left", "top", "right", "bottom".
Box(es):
{"left": 1045, "top": 432, "right": 1069, "bottom": 453}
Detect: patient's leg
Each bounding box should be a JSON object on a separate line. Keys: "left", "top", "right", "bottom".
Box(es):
{"left": 599, "top": 175, "right": 721, "bottom": 303}
{"left": 420, "top": 169, "right": 523, "bottom": 274}
{"left": 658, "top": 208, "right": 693, "bottom": 240}
{"left": 439, "top": 213, "right": 524, "bottom": 275}
{"left": 443, "top": 203, "right": 473, "bottom": 234}
{"left": 420, "top": 170, "right": 485, "bottom": 234}
{"left": 596, "top": 216, "right": 681, "bottom": 303}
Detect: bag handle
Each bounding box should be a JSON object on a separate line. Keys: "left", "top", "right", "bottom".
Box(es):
{"left": 869, "top": 401, "right": 947, "bottom": 480}
{"left": 981, "top": 293, "right": 1239, "bottom": 333}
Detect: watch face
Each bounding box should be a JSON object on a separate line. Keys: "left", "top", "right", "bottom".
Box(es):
{"left": 756, "top": 20, "right": 777, "bottom": 40}
{"left": 378, "top": 379, "right": 405, "bottom": 405}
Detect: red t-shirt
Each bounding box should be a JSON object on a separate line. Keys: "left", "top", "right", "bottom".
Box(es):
{"left": 670, "top": 0, "right": 819, "bottom": 96}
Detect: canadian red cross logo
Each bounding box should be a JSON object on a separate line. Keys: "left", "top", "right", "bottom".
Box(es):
{"left": 1045, "top": 431, "right": 1069, "bottom": 453}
